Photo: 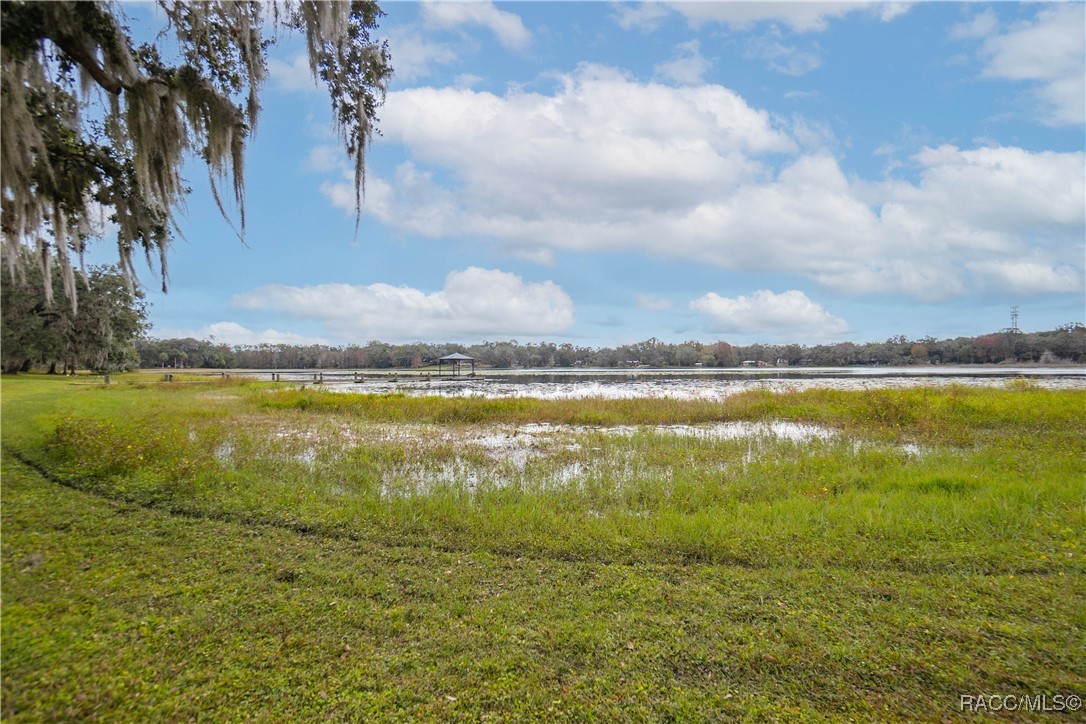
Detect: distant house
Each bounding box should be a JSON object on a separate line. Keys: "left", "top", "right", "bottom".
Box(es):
{"left": 741, "top": 360, "right": 770, "bottom": 367}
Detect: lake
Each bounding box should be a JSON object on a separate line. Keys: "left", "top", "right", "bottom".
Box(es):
{"left": 262, "top": 366, "right": 1086, "bottom": 400}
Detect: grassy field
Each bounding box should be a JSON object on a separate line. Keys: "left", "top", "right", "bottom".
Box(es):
{"left": 2, "top": 373, "right": 1083, "bottom": 720}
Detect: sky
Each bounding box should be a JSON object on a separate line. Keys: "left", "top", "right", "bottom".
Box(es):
{"left": 116, "top": 1, "right": 1085, "bottom": 348}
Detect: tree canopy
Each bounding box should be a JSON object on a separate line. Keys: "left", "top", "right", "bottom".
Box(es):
{"left": 1, "top": 1, "right": 391, "bottom": 308}
{"left": 135, "top": 325, "right": 1086, "bottom": 371}
{"left": 2, "top": 247, "right": 149, "bottom": 373}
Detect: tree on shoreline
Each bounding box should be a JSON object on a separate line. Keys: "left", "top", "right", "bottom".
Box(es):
{"left": 2, "top": 250, "right": 148, "bottom": 374}
{"left": 1, "top": 0, "right": 392, "bottom": 308}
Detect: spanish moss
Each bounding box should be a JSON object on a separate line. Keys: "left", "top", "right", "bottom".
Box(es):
{"left": 0, "top": 0, "right": 391, "bottom": 310}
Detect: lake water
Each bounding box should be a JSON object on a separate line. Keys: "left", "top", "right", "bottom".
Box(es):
{"left": 232, "top": 367, "right": 1081, "bottom": 495}
{"left": 272, "top": 366, "right": 1086, "bottom": 400}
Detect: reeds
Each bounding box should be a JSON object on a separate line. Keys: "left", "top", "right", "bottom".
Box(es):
{"left": 26, "top": 378, "right": 1081, "bottom": 574}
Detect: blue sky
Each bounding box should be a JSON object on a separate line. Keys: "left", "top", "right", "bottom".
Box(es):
{"left": 121, "top": 1, "right": 1085, "bottom": 348}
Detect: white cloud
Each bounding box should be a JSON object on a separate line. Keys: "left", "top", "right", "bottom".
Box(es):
{"left": 422, "top": 1, "right": 531, "bottom": 51}
{"left": 951, "top": 9, "right": 999, "bottom": 40}
{"left": 654, "top": 40, "right": 711, "bottom": 85}
{"left": 386, "top": 28, "right": 458, "bottom": 83}
{"left": 232, "top": 268, "right": 574, "bottom": 341}
{"left": 612, "top": 2, "right": 672, "bottom": 32}
{"left": 690, "top": 290, "right": 849, "bottom": 340}
{"left": 612, "top": 1, "right": 911, "bottom": 35}
{"left": 809, "top": 260, "right": 968, "bottom": 302}
{"left": 304, "top": 145, "right": 344, "bottom": 174}
{"left": 790, "top": 115, "right": 837, "bottom": 151}
{"left": 267, "top": 53, "right": 318, "bottom": 93}
{"left": 976, "top": 4, "right": 1086, "bottom": 126}
{"left": 966, "top": 260, "right": 1083, "bottom": 297}
{"left": 636, "top": 294, "right": 673, "bottom": 312}
{"left": 324, "top": 162, "right": 460, "bottom": 236}
{"left": 341, "top": 66, "right": 1082, "bottom": 304}
{"left": 836, "top": 144, "right": 1086, "bottom": 298}
{"left": 154, "top": 321, "right": 328, "bottom": 346}
{"left": 670, "top": 2, "right": 911, "bottom": 33}
{"left": 360, "top": 64, "right": 793, "bottom": 224}
{"left": 454, "top": 73, "right": 484, "bottom": 89}
{"left": 876, "top": 3, "right": 912, "bottom": 23}
{"left": 746, "top": 33, "right": 823, "bottom": 76}
{"left": 898, "top": 145, "right": 1086, "bottom": 232}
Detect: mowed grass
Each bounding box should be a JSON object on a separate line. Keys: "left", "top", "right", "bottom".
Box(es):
{"left": 2, "top": 373, "right": 1084, "bottom": 720}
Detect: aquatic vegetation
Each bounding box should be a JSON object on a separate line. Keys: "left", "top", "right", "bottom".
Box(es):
{"left": 21, "top": 377, "right": 1085, "bottom": 570}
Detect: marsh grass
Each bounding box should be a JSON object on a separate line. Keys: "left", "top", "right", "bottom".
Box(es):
{"left": 7, "top": 374, "right": 1080, "bottom": 574}
{"left": 3, "top": 374, "right": 1083, "bottom": 719}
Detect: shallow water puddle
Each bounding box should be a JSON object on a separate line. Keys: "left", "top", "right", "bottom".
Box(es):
{"left": 264, "top": 419, "right": 836, "bottom": 453}
{"left": 250, "top": 419, "right": 928, "bottom": 496}
{"left": 379, "top": 462, "right": 465, "bottom": 496}
{"left": 264, "top": 420, "right": 838, "bottom": 460}
{"left": 360, "top": 421, "right": 841, "bottom": 495}
{"left": 214, "top": 442, "right": 235, "bottom": 463}
{"left": 404, "top": 420, "right": 832, "bottom": 447}
{"left": 603, "top": 421, "right": 837, "bottom": 443}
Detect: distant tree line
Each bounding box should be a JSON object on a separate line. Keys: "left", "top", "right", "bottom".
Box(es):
{"left": 137, "top": 325, "right": 1085, "bottom": 370}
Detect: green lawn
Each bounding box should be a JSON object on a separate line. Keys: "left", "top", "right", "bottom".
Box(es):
{"left": 2, "top": 374, "right": 1083, "bottom": 720}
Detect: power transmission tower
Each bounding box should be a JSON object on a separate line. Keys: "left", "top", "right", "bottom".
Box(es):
{"left": 1009, "top": 306, "right": 1020, "bottom": 334}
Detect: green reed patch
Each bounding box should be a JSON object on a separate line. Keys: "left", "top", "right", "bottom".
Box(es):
{"left": 10, "top": 375, "right": 1079, "bottom": 574}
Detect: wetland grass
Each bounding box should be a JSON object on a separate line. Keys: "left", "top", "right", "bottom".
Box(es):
{"left": 2, "top": 373, "right": 1083, "bottom": 720}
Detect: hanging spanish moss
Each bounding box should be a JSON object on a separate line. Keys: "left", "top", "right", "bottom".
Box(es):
{"left": 1, "top": 0, "right": 391, "bottom": 311}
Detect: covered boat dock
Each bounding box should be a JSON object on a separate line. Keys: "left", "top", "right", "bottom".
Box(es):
{"left": 437, "top": 352, "right": 476, "bottom": 377}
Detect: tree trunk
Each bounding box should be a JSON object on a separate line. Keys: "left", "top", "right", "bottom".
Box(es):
{"left": 2, "top": 359, "right": 26, "bottom": 374}
{"left": 47, "top": 361, "right": 58, "bottom": 375}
